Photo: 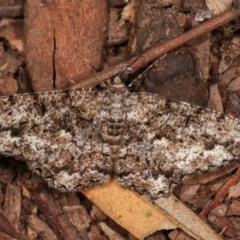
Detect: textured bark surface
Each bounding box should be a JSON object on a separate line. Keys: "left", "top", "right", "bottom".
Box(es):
{"left": 0, "top": 0, "right": 25, "bottom": 18}
{"left": 25, "top": 0, "right": 107, "bottom": 91}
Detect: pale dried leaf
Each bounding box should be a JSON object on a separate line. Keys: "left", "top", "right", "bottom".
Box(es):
{"left": 82, "top": 179, "right": 177, "bottom": 239}
{"left": 205, "top": 0, "right": 232, "bottom": 14}
{"left": 83, "top": 180, "right": 223, "bottom": 240}
{"left": 155, "top": 195, "right": 223, "bottom": 240}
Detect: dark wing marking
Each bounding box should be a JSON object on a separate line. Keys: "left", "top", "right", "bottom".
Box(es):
{"left": 116, "top": 92, "right": 240, "bottom": 198}
{"left": 0, "top": 89, "right": 112, "bottom": 191}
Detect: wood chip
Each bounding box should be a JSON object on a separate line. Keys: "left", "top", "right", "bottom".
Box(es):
{"left": 228, "top": 77, "right": 240, "bottom": 91}
{"left": 228, "top": 182, "right": 240, "bottom": 199}
{"left": 0, "top": 0, "right": 24, "bottom": 18}
{"left": 227, "top": 200, "right": 240, "bottom": 216}
{"left": 208, "top": 84, "right": 224, "bottom": 112}
{"left": 99, "top": 222, "right": 126, "bottom": 240}
{"left": 27, "top": 214, "right": 58, "bottom": 240}
{"left": 3, "top": 183, "right": 21, "bottom": 231}
{"left": 63, "top": 205, "right": 91, "bottom": 230}
{"left": 25, "top": 0, "right": 108, "bottom": 91}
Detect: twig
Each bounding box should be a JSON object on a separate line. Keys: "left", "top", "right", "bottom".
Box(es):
{"left": 71, "top": 8, "right": 240, "bottom": 89}
{"left": 199, "top": 167, "right": 240, "bottom": 218}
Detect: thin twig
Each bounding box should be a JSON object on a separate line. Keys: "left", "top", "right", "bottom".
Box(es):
{"left": 71, "top": 8, "right": 240, "bottom": 89}
{"left": 199, "top": 167, "right": 240, "bottom": 218}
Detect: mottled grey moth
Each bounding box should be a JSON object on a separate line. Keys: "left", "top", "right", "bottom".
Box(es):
{"left": 0, "top": 78, "right": 239, "bottom": 198}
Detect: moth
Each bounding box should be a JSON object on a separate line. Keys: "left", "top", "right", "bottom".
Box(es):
{"left": 0, "top": 78, "right": 239, "bottom": 198}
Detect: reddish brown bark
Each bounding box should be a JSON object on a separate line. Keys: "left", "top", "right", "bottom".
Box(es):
{"left": 25, "top": 0, "right": 107, "bottom": 91}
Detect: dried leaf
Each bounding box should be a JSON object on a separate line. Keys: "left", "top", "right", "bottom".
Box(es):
{"left": 83, "top": 180, "right": 223, "bottom": 240}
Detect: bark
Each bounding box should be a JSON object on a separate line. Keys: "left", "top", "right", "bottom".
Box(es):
{"left": 25, "top": 0, "right": 107, "bottom": 91}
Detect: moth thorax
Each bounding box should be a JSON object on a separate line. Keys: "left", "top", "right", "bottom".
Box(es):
{"left": 112, "top": 77, "right": 126, "bottom": 90}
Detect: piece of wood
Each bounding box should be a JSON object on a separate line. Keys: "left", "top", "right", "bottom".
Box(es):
{"left": 155, "top": 196, "right": 223, "bottom": 240}
{"left": 25, "top": 0, "right": 107, "bottom": 91}
{"left": 83, "top": 179, "right": 223, "bottom": 240}
{"left": 83, "top": 179, "right": 176, "bottom": 239}
{"left": 72, "top": 8, "right": 240, "bottom": 89}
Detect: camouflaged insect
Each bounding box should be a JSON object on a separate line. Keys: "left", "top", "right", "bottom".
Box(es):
{"left": 0, "top": 78, "right": 239, "bottom": 198}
